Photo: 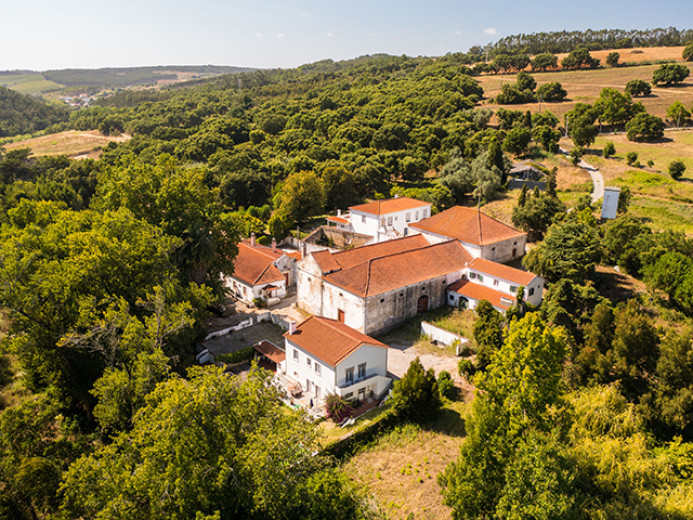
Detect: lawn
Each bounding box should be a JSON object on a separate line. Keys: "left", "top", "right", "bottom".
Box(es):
{"left": 4, "top": 130, "right": 130, "bottom": 159}
{"left": 342, "top": 400, "right": 467, "bottom": 520}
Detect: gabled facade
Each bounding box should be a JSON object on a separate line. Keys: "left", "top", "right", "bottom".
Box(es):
{"left": 346, "top": 196, "right": 432, "bottom": 243}
{"left": 447, "top": 257, "right": 544, "bottom": 313}
{"left": 410, "top": 206, "right": 527, "bottom": 264}
{"left": 225, "top": 237, "right": 300, "bottom": 305}
{"left": 283, "top": 316, "right": 391, "bottom": 404}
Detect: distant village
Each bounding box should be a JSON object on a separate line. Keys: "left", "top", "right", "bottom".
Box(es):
{"left": 211, "top": 196, "right": 543, "bottom": 415}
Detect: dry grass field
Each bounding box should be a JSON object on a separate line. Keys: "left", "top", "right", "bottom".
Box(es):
{"left": 563, "top": 131, "right": 693, "bottom": 234}
{"left": 477, "top": 47, "right": 693, "bottom": 121}
{"left": 342, "top": 402, "right": 467, "bottom": 520}
{"left": 3, "top": 130, "right": 130, "bottom": 159}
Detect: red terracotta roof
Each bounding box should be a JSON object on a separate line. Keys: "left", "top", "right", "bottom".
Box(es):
{"left": 231, "top": 242, "right": 285, "bottom": 286}
{"left": 254, "top": 340, "right": 286, "bottom": 364}
{"left": 468, "top": 258, "right": 536, "bottom": 286}
{"left": 326, "top": 240, "right": 473, "bottom": 297}
{"left": 311, "top": 235, "right": 429, "bottom": 275}
{"left": 326, "top": 216, "right": 350, "bottom": 224}
{"left": 448, "top": 279, "right": 515, "bottom": 311}
{"left": 349, "top": 197, "right": 430, "bottom": 216}
{"left": 410, "top": 206, "right": 526, "bottom": 246}
{"left": 284, "top": 316, "right": 387, "bottom": 366}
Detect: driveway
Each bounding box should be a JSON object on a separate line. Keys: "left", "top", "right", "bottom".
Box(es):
{"left": 559, "top": 147, "right": 605, "bottom": 203}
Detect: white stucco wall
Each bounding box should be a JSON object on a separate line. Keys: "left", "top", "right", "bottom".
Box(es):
{"left": 350, "top": 205, "right": 431, "bottom": 242}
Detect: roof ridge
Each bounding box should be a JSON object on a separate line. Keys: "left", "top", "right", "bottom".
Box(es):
{"left": 252, "top": 262, "right": 274, "bottom": 285}
{"left": 314, "top": 315, "right": 366, "bottom": 343}
{"left": 332, "top": 234, "right": 424, "bottom": 259}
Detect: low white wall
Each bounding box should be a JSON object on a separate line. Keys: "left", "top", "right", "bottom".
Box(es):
{"left": 205, "top": 312, "right": 290, "bottom": 341}
{"left": 420, "top": 321, "right": 469, "bottom": 355}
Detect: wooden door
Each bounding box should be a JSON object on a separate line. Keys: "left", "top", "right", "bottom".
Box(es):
{"left": 417, "top": 295, "right": 429, "bottom": 314}
{"left": 337, "top": 309, "right": 345, "bottom": 323}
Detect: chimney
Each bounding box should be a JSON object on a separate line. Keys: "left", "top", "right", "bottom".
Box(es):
{"left": 271, "top": 237, "right": 277, "bottom": 249}
{"left": 288, "top": 321, "right": 297, "bottom": 334}
{"left": 250, "top": 232, "right": 256, "bottom": 247}
{"left": 337, "top": 209, "right": 341, "bottom": 217}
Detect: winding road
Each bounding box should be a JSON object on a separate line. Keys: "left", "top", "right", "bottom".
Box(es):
{"left": 559, "top": 147, "right": 605, "bottom": 203}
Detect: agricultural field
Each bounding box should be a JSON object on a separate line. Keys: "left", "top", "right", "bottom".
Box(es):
{"left": 0, "top": 72, "right": 63, "bottom": 95}
{"left": 3, "top": 130, "right": 130, "bottom": 159}
{"left": 478, "top": 47, "right": 693, "bottom": 121}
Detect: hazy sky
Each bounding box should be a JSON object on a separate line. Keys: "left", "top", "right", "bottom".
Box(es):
{"left": 2, "top": 0, "right": 692, "bottom": 70}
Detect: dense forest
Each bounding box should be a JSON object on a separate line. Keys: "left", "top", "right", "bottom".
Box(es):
{"left": 0, "top": 86, "right": 68, "bottom": 137}
{"left": 1, "top": 33, "right": 693, "bottom": 518}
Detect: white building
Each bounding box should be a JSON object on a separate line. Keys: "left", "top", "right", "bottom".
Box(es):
{"left": 410, "top": 206, "right": 527, "bottom": 264}
{"left": 224, "top": 236, "right": 301, "bottom": 305}
{"left": 327, "top": 196, "right": 432, "bottom": 243}
{"left": 284, "top": 316, "right": 391, "bottom": 404}
{"left": 447, "top": 258, "right": 544, "bottom": 313}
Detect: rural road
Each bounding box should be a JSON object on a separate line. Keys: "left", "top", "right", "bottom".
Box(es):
{"left": 559, "top": 147, "right": 605, "bottom": 203}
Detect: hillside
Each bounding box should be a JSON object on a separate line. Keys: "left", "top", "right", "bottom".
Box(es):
{"left": 0, "top": 85, "right": 68, "bottom": 137}
{"left": 3, "top": 130, "right": 130, "bottom": 159}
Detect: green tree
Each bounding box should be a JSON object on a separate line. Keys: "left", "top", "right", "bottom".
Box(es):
{"left": 566, "top": 103, "right": 599, "bottom": 148}
{"left": 531, "top": 53, "right": 558, "bottom": 72}
{"left": 502, "top": 126, "right": 532, "bottom": 156}
{"left": 668, "top": 159, "right": 687, "bottom": 180}
{"left": 652, "top": 63, "right": 690, "bottom": 86}
{"left": 536, "top": 82, "right": 567, "bottom": 102}
{"left": 440, "top": 314, "right": 568, "bottom": 519}
{"left": 273, "top": 170, "right": 325, "bottom": 224}
{"left": 624, "top": 78, "right": 652, "bottom": 97}
{"left": 684, "top": 41, "right": 693, "bottom": 61}
{"left": 516, "top": 71, "right": 537, "bottom": 92}
{"left": 606, "top": 51, "right": 620, "bottom": 67}
{"left": 594, "top": 87, "right": 644, "bottom": 127}
{"left": 473, "top": 300, "right": 504, "bottom": 371}
{"left": 666, "top": 101, "right": 691, "bottom": 127}
{"left": 61, "top": 366, "right": 365, "bottom": 520}
{"left": 523, "top": 210, "right": 600, "bottom": 283}
{"left": 603, "top": 141, "right": 616, "bottom": 158}
{"left": 390, "top": 357, "right": 441, "bottom": 422}
{"left": 511, "top": 188, "right": 566, "bottom": 240}
{"left": 626, "top": 112, "right": 665, "bottom": 142}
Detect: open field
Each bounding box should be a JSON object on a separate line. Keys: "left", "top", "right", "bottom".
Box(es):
{"left": 0, "top": 72, "right": 63, "bottom": 94}
{"left": 561, "top": 131, "right": 693, "bottom": 234}
{"left": 342, "top": 401, "right": 467, "bottom": 520}
{"left": 478, "top": 48, "right": 693, "bottom": 121}
{"left": 554, "top": 46, "right": 686, "bottom": 65}
{"left": 3, "top": 130, "right": 130, "bottom": 159}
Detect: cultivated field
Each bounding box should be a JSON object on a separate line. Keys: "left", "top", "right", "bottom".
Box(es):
{"left": 477, "top": 47, "right": 693, "bottom": 121}
{"left": 0, "top": 72, "right": 63, "bottom": 94}
{"left": 3, "top": 130, "right": 130, "bottom": 159}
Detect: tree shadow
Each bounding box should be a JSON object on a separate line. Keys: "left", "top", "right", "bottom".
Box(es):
{"left": 424, "top": 405, "right": 467, "bottom": 437}
{"left": 593, "top": 268, "right": 640, "bottom": 303}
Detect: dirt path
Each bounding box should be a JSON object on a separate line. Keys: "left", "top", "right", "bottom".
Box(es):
{"left": 560, "top": 146, "right": 605, "bottom": 203}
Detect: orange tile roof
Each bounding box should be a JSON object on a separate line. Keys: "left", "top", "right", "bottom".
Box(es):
{"left": 326, "top": 240, "right": 473, "bottom": 297}
{"left": 410, "top": 206, "right": 526, "bottom": 246}
{"left": 448, "top": 279, "right": 515, "bottom": 310}
{"left": 311, "top": 235, "right": 429, "bottom": 274}
{"left": 232, "top": 242, "right": 285, "bottom": 286}
{"left": 349, "top": 197, "right": 430, "bottom": 216}
{"left": 254, "top": 340, "right": 286, "bottom": 364}
{"left": 468, "top": 258, "right": 537, "bottom": 286}
{"left": 284, "top": 316, "right": 387, "bottom": 366}
{"left": 326, "top": 216, "right": 350, "bottom": 224}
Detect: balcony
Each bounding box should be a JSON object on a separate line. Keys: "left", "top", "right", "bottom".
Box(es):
{"left": 335, "top": 374, "right": 392, "bottom": 400}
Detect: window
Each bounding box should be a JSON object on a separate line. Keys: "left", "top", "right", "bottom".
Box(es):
{"left": 380, "top": 298, "right": 385, "bottom": 303}
{"left": 477, "top": 274, "right": 484, "bottom": 282}
{"left": 387, "top": 216, "right": 393, "bottom": 226}
{"left": 306, "top": 379, "right": 313, "bottom": 392}
{"left": 293, "top": 349, "right": 299, "bottom": 361}
{"left": 358, "top": 363, "right": 366, "bottom": 379}
{"left": 344, "top": 392, "right": 353, "bottom": 400}
{"left": 361, "top": 215, "right": 366, "bottom": 223}
{"left": 315, "top": 386, "right": 320, "bottom": 399}
{"left": 315, "top": 363, "right": 321, "bottom": 376}
{"left": 423, "top": 208, "right": 429, "bottom": 218}
{"left": 394, "top": 216, "right": 398, "bottom": 221}
{"left": 345, "top": 367, "right": 354, "bottom": 385}
{"left": 528, "top": 287, "right": 535, "bottom": 296}
{"left": 306, "top": 357, "right": 312, "bottom": 367}
{"left": 493, "top": 279, "right": 499, "bottom": 286}
{"left": 406, "top": 212, "right": 411, "bottom": 222}
{"left": 449, "top": 294, "right": 454, "bottom": 301}
{"left": 415, "top": 211, "right": 419, "bottom": 220}
{"left": 510, "top": 285, "right": 518, "bottom": 293}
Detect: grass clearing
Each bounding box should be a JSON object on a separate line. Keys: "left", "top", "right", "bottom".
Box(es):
{"left": 3, "top": 130, "right": 130, "bottom": 159}
{"left": 342, "top": 401, "right": 467, "bottom": 520}
{"left": 0, "top": 72, "right": 63, "bottom": 94}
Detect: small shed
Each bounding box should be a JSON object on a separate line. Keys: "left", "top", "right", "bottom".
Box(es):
{"left": 254, "top": 340, "right": 286, "bottom": 373}
{"left": 601, "top": 187, "right": 621, "bottom": 220}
